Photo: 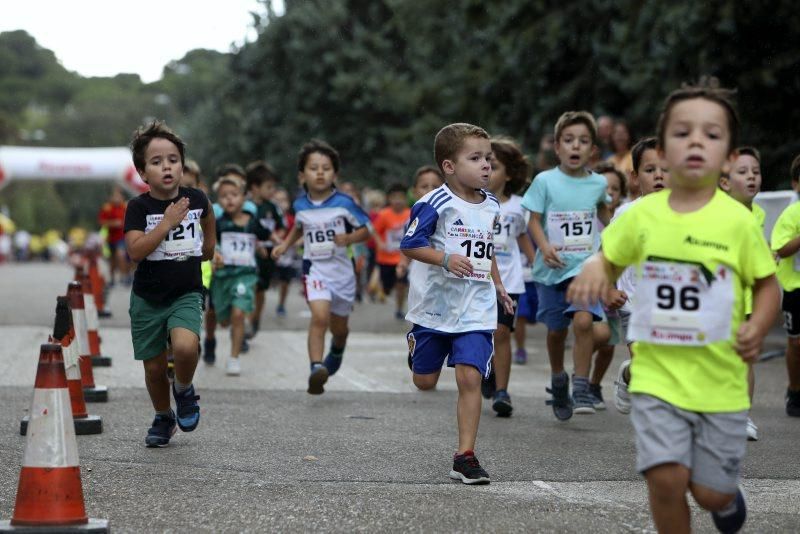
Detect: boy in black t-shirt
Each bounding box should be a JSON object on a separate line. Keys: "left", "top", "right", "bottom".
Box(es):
{"left": 124, "top": 121, "right": 216, "bottom": 447}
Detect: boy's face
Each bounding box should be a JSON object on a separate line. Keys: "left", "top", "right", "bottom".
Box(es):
{"left": 273, "top": 190, "right": 290, "bottom": 212}
{"left": 443, "top": 136, "right": 492, "bottom": 191}
{"left": 300, "top": 152, "right": 336, "bottom": 195}
{"left": 180, "top": 171, "right": 199, "bottom": 189}
{"left": 722, "top": 153, "right": 761, "bottom": 203}
{"left": 555, "top": 124, "right": 593, "bottom": 174}
{"left": 604, "top": 172, "right": 622, "bottom": 209}
{"left": 661, "top": 98, "right": 732, "bottom": 188}
{"left": 258, "top": 180, "right": 276, "bottom": 201}
{"left": 488, "top": 154, "right": 509, "bottom": 195}
{"left": 634, "top": 148, "right": 670, "bottom": 195}
{"left": 413, "top": 172, "right": 443, "bottom": 200}
{"left": 387, "top": 191, "right": 407, "bottom": 211}
{"left": 217, "top": 181, "right": 245, "bottom": 215}
{"left": 140, "top": 138, "right": 183, "bottom": 195}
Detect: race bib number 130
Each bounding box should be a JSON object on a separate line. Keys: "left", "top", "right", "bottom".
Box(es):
{"left": 445, "top": 224, "right": 493, "bottom": 282}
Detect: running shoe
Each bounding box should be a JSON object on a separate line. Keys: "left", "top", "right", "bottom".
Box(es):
{"left": 240, "top": 339, "right": 250, "bottom": 354}
{"left": 546, "top": 373, "right": 573, "bottom": 421}
{"left": 449, "top": 450, "right": 490, "bottom": 485}
{"left": 172, "top": 383, "right": 200, "bottom": 432}
{"left": 711, "top": 486, "right": 747, "bottom": 534}
{"left": 394, "top": 310, "right": 405, "bottom": 321}
{"left": 145, "top": 410, "right": 177, "bottom": 447}
{"left": 203, "top": 338, "right": 216, "bottom": 365}
{"left": 492, "top": 389, "right": 513, "bottom": 417}
{"left": 572, "top": 383, "right": 597, "bottom": 415}
{"left": 746, "top": 417, "right": 758, "bottom": 441}
{"left": 614, "top": 360, "right": 632, "bottom": 414}
{"left": 481, "top": 370, "right": 497, "bottom": 400}
{"left": 226, "top": 358, "right": 241, "bottom": 376}
{"left": 276, "top": 305, "right": 287, "bottom": 317}
{"left": 308, "top": 363, "right": 329, "bottom": 395}
{"left": 589, "top": 383, "right": 606, "bottom": 410}
{"left": 787, "top": 389, "right": 800, "bottom": 417}
{"left": 513, "top": 348, "right": 527, "bottom": 365}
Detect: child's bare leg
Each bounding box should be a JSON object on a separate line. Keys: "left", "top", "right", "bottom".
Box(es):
{"left": 396, "top": 280, "right": 408, "bottom": 314}
{"left": 572, "top": 311, "right": 595, "bottom": 377}
{"left": 170, "top": 327, "right": 199, "bottom": 384}
{"left": 413, "top": 370, "right": 441, "bottom": 391}
{"left": 645, "top": 463, "right": 691, "bottom": 534}
{"left": 514, "top": 317, "right": 527, "bottom": 351}
{"left": 230, "top": 307, "right": 245, "bottom": 358}
{"left": 494, "top": 324, "right": 512, "bottom": 391}
{"left": 455, "top": 364, "right": 482, "bottom": 453}
{"left": 307, "top": 300, "right": 331, "bottom": 363}
{"left": 591, "top": 346, "right": 615, "bottom": 385}
{"left": 329, "top": 313, "right": 349, "bottom": 350}
{"left": 143, "top": 351, "right": 170, "bottom": 411}
{"left": 252, "top": 288, "right": 265, "bottom": 328}
{"left": 546, "top": 329, "right": 568, "bottom": 373}
{"left": 278, "top": 280, "right": 289, "bottom": 308}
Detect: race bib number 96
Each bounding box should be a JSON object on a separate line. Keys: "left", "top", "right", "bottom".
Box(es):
{"left": 629, "top": 260, "right": 734, "bottom": 346}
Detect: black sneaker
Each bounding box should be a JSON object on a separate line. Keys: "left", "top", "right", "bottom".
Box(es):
{"left": 588, "top": 383, "right": 606, "bottom": 410}
{"left": 787, "top": 389, "right": 800, "bottom": 417}
{"left": 145, "top": 410, "right": 177, "bottom": 447}
{"left": 308, "top": 363, "right": 329, "bottom": 395}
{"left": 546, "top": 373, "right": 573, "bottom": 421}
{"left": 203, "top": 338, "right": 216, "bottom": 364}
{"left": 711, "top": 487, "right": 746, "bottom": 534}
{"left": 449, "top": 451, "right": 490, "bottom": 485}
{"left": 492, "top": 389, "right": 513, "bottom": 417}
{"left": 481, "top": 370, "right": 496, "bottom": 400}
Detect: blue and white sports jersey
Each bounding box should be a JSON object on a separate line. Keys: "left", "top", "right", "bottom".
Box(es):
{"left": 401, "top": 184, "right": 500, "bottom": 333}
{"left": 294, "top": 191, "right": 370, "bottom": 299}
{"left": 494, "top": 195, "right": 527, "bottom": 295}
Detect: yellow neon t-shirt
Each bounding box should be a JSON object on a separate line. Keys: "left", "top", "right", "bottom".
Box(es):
{"left": 770, "top": 201, "right": 800, "bottom": 292}
{"left": 602, "top": 189, "right": 775, "bottom": 412}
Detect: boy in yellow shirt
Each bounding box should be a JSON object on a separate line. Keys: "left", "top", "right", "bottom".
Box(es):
{"left": 568, "top": 80, "right": 780, "bottom": 533}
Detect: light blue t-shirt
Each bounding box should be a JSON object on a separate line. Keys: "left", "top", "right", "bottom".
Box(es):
{"left": 521, "top": 166, "right": 607, "bottom": 286}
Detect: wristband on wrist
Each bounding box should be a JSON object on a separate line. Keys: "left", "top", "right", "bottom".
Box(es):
{"left": 442, "top": 252, "right": 450, "bottom": 272}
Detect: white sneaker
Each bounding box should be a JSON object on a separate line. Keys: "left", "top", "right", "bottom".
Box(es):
{"left": 746, "top": 417, "right": 759, "bottom": 441}
{"left": 226, "top": 358, "right": 241, "bottom": 376}
{"left": 614, "top": 359, "right": 632, "bottom": 414}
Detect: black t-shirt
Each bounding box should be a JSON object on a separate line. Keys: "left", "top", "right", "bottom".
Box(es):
{"left": 123, "top": 187, "right": 210, "bottom": 303}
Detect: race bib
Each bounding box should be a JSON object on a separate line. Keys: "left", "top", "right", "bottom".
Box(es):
{"left": 385, "top": 227, "right": 405, "bottom": 252}
{"left": 546, "top": 210, "right": 595, "bottom": 254}
{"left": 445, "top": 223, "right": 493, "bottom": 282}
{"left": 629, "top": 260, "right": 734, "bottom": 346}
{"left": 221, "top": 232, "right": 257, "bottom": 267}
{"left": 493, "top": 217, "right": 513, "bottom": 254}
{"left": 304, "top": 226, "right": 336, "bottom": 260}
{"left": 146, "top": 209, "right": 204, "bottom": 261}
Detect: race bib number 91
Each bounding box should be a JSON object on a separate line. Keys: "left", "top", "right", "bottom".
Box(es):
{"left": 445, "top": 224, "right": 493, "bottom": 282}
{"left": 629, "top": 260, "right": 734, "bottom": 346}
{"left": 546, "top": 210, "right": 595, "bottom": 254}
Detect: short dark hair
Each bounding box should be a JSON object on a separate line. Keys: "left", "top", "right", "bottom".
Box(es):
{"left": 735, "top": 146, "right": 761, "bottom": 163}
{"left": 491, "top": 137, "right": 532, "bottom": 196}
{"left": 631, "top": 137, "right": 658, "bottom": 173}
{"left": 791, "top": 154, "right": 800, "bottom": 183}
{"left": 298, "top": 139, "right": 340, "bottom": 173}
{"left": 245, "top": 160, "right": 279, "bottom": 190}
{"left": 215, "top": 163, "right": 246, "bottom": 180}
{"left": 554, "top": 111, "right": 597, "bottom": 145}
{"left": 412, "top": 165, "right": 444, "bottom": 187}
{"left": 656, "top": 77, "right": 739, "bottom": 154}
{"left": 434, "top": 123, "right": 489, "bottom": 174}
{"left": 594, "top": 161, "right": 628, "bottom": 198}
{"left": 386, "top": 183, "right": 408, "bottom": 196}
{"left": 130, "top": 120, "right": 186, "bottom": 172}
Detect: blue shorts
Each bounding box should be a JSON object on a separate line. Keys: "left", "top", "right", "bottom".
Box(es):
{"left": 406, "top": 324, "right": 493, "bottom": 378}
{"left": 535, "top": 279, "right": 604, "bottom": 331}
{"left": 517, "top": 281, "right": 539, "bottom": 322}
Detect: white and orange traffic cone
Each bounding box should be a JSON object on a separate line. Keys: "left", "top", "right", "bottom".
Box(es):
{"left": 0, "top": 343, "right": 108, "bottom": 532}
{"left": 21, "top": 297, "right": 102, "bottom": 436}
{"left": 66, "top": 281, "right": 108, "bottom": 403}
{"left": 85, "top": 252, "right": 111, "bottom": 318}
{"left": 77, "top": 269, "right": 112, "bottom": 367}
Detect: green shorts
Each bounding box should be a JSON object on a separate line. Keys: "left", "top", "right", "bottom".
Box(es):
{"left": 210, "top": 272, "right": 258, "bottom": 323}
{"left": 129, "top": 291, "right": 203, "bottom": 361}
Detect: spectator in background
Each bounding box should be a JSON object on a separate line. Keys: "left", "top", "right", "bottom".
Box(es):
{"left": 98, "top": 186, "right": 130, "bottom": 286}
{"left": 606, "top": 120, "right": 634, "bottom": 181}
{"left": 534, "top": 133, "right": 558, "bottom": 174}
{"left": 596, "top": 115, "right": 615, "bottom": 159}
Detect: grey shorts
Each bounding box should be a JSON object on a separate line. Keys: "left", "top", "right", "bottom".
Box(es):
{"left": 630, "top": 394, "right": 747, "bottom": 494}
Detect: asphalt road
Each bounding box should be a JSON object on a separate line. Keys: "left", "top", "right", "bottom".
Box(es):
{"left": 1, "top": 262, "right": 799, "bottom": 533}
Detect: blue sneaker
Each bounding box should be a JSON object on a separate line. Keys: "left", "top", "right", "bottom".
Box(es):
{"left": 308, "top": 363, "right": 329, "bottom": 395}
{"left": 240, "top": 339, "right": 250, "bottom": 354}
{"left": 145, "top": 410, "right": 177, "bottom": 447}
{"left": 276, "top": 305, "right": 287, "bottom": 317}
{"left": 492, "top": 389, "right": 513, "bottom": 417}
{"left": 546, "top": 374, "right": 573, "bottom": 421}
{"left": 324, "top": 351, "right": 344, "bottom": 376}
{"left": 572, "top": 384, "right": 597, "bottom": 415}
{"left": 712, "top": 487, "right": 746, "bottom": 534}
{"left": 172, "top": 383, "right": 200, "bottom": 432}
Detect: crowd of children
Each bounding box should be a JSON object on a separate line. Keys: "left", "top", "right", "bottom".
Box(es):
{"left": 121, "top": 77, "right": 800, "bottom": 532}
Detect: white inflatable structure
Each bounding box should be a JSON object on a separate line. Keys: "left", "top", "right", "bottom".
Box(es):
{"left": 0, "top": 146, "right": 148, "bottom": 194}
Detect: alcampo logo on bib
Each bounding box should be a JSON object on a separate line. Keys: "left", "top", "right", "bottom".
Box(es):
{"left": 684, "top": 235, "right": 728, "bottom": 252}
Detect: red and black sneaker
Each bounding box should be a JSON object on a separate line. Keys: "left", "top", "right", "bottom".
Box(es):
{"left": 449, "top": 450, "right": 490, "bottom": 485}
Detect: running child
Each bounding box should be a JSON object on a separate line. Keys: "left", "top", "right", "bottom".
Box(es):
{"left": 271, "top": 140, "right": 370, "bottom": 394}
{"left": 512, "top": 222, "right": 538, "bottom": 365}
{"left": 373, "top": 183, "right": 412, "bottom": 320}
{"left": 401, "top": 123, "right": 514, "bottom": 484}
{"left": 521, "top": 111, "right": 610, "bottom": 419}
{"left": 98, "top": 186, "right": 130, "bottom": 286}
{"left": 480, "top": 137, "right": 534, "bottom": 416}
{"left": 273, "top": 188, "right": 298, "bottom": 316}
{"left": 770, "top": 153, "right": 800, "bottom": 418}
{"left": 124, "top": 121, "right": 216, "bottom": 447}
{"left": 211, "top": 175, "right": 272, "bottom": 376}
{"left": 396, "top": 166, "right": 445, "bottom": 280}
{"left": 568, "top": 80, "right": 779, "bottom": 534}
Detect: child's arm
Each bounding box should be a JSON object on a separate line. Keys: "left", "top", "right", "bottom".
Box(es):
{"left": 517, "top": 233, "right": 535, "bottom": 264}
{"left": 402, "top": 247, "right": 473, "bottom": 278}
{"left": 200, "top": 201, "right": 216, "bottom": 261}
{"left": 736, "top": 275, "right": 781, "bottom": 362}
{"left": 566, "top": 252, "right": 625, "bottom": 307}
{"left": 334, "top": 225, "right": 370, "bottom": 247}
{"left": 491, "top": 258, "right": 515, "bottom": 314}
{"left": 125, "top": 197, "right": 190, "bottom": 262}
{"left": 271, "top": 223, "right": 302, "bottom": 259}
{"left": 527, "top": 212, "right": 565, "bottom": 269}
{"left": 775, "top": 236, "right": 800, "bottom": 259}
{"left": 597, "top": 203, "right": 611, "bottom": 227}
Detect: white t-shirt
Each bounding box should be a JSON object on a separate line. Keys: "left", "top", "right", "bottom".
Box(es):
{"left": 610, "top": 199, "right": 637, "bottom": 313}
{"left": 494, "top": 195, "right": 527, "bottom": 294}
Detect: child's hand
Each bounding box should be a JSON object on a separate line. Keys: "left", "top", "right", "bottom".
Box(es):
{"left": 256, "top": 246, "right": 269, "bottom": 259}
{"left": 333, "top": 233, "right": 350, "bottom": 247}
{"left": 271, "top": 243, "right": 286, "bottom": 260}
{"left": 163, "top": 197, "right": 190, "bottom": 229}
{"left": 566, "top": 256, "right": 609, "bottom": 308}
{"left": 396, "top": 262, "right": 408, "bottom": 277}
{"left": 735, "top": 321, "right": 764, "bottom": 363}
{"left": 541, "top": 244, "right": 565, "bottom": 269}
{"left": 496, "top": 285, "right": 515, "bottom": 314}
{"left": 212, "top": 251, "right": 224, "bottom": 270}
{"left": 446, "top": 254, "right": 473, "bottom": 278}
{"left": 605, "top": 289, "right": 628, "bottom": 310}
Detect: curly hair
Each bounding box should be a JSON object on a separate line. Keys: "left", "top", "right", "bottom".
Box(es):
{"left": 491, "top": 137, "right": 532, "bottom": 196}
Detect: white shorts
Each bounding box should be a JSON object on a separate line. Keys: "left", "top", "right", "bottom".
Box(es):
{"left": 304, "top": 276, "right": 354, "bottom": 317}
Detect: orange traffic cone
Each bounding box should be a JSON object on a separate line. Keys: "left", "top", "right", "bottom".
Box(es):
{"left": 66, "top": 281, "right": 108, "bottom": 403}
{"left": 77, "top": 270, "right": 112, "bottom": 367}
{"left": 0, "top": 344, "right": 109, "bottom": 532}
{"left": 20, "top": 297, "right": 102, "bottom": 436}
{"left": 86, "top": 251, "right": 111, "bottom": 318}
